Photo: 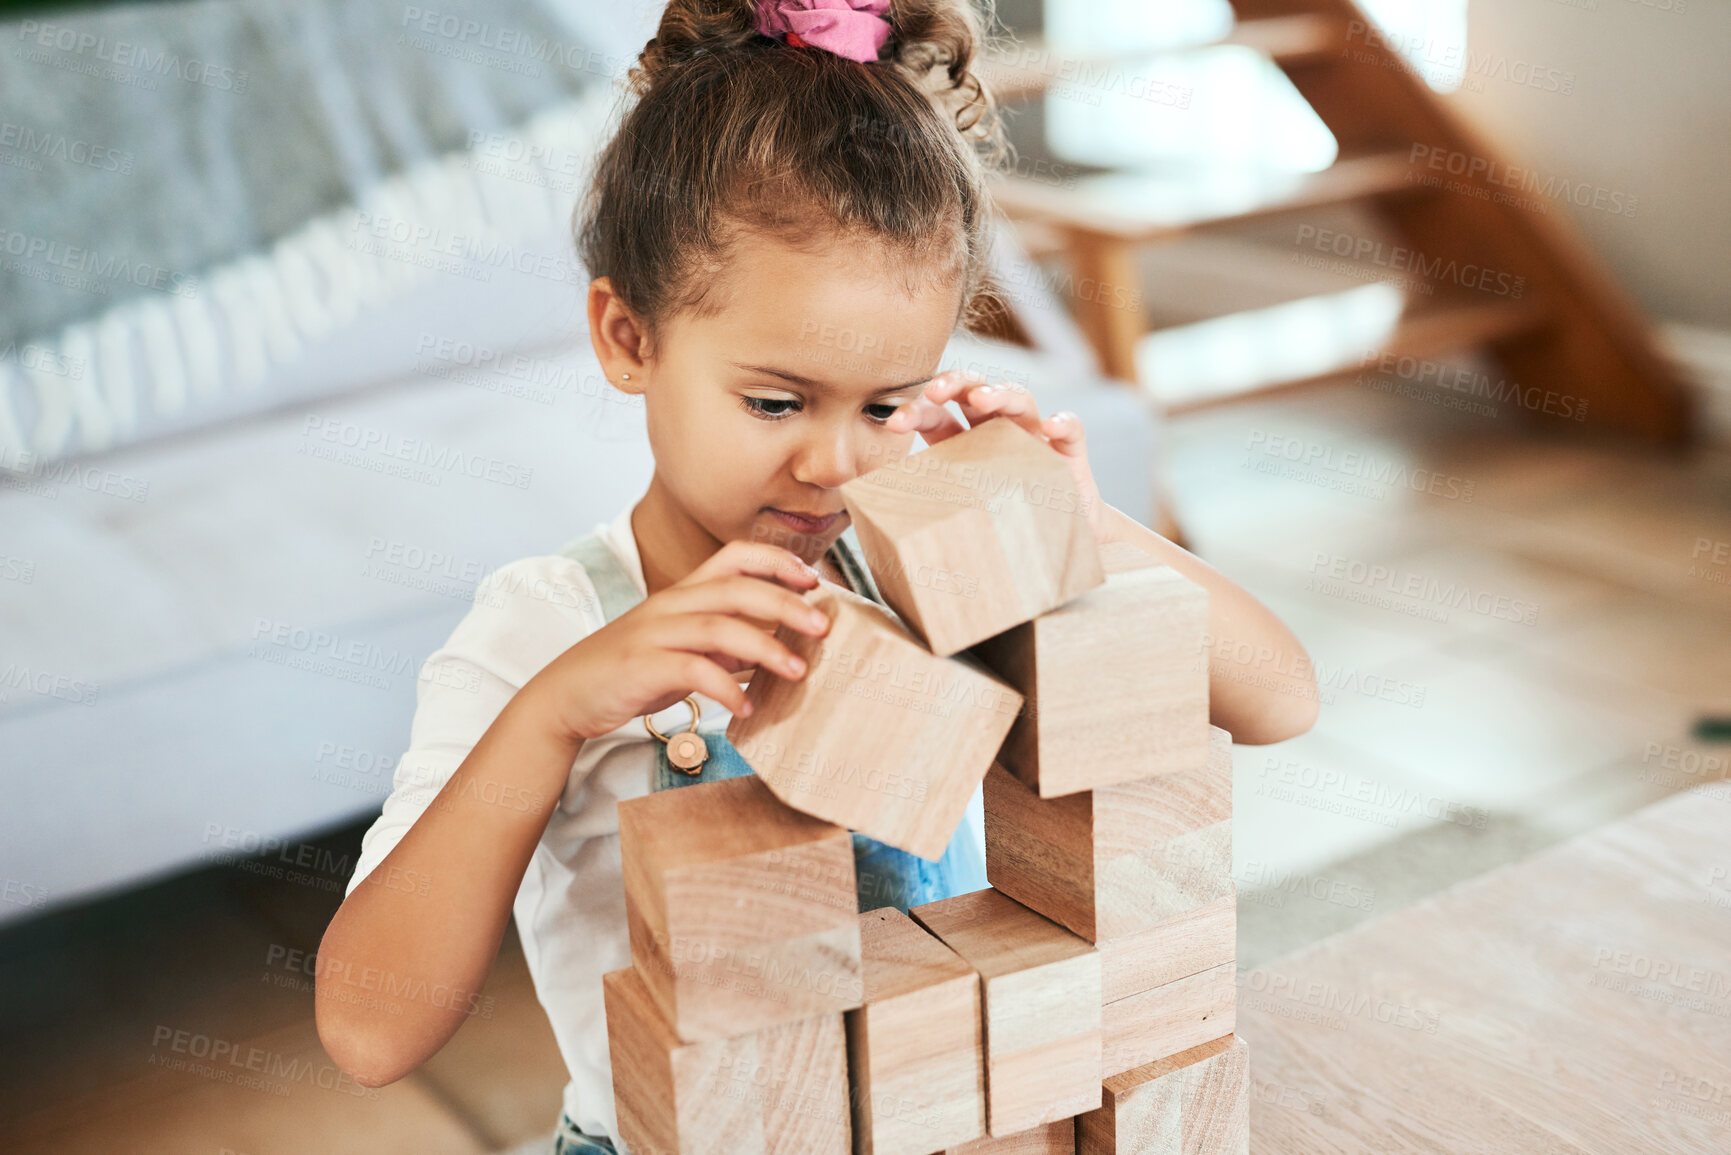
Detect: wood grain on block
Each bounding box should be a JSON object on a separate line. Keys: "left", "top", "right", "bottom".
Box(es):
{"left": 1102, "top": 961, "right": 1235, "bottom": 1078}
{"left": 617, "top": 774, "right": 863, "bottom": 1043}
{"left": 909, "top": 888, "right": 1103, "bottom": 1136}
{"left": 972, "top": 557, "right": 1209, "bottom": 799}
{"left": 946, "top": 1117, "right": 1076, "bottom": 1153}
{"left": 983, "top": 726, "right": 1233, "bottom": 942}
{"left": 604, "top": 965, "right": 851, "bottom": 1155}
{"left": 846, "top": 907, "right": 986, "bottom": 1154}
{"left": 1097, "top": 540, "right": 1161, "bottom": 575}
{"left": 1079, "top": 1034, "right": 1248, "bottom": 1155}
{"left": 840, "top": 418, "right": 1105, "bottom": 657}
{"left": 728, "top": 579, "right": 1022, "bottom": 859}
{"left": 1098, "top": 891, "right": 1237, "bottom": 1004}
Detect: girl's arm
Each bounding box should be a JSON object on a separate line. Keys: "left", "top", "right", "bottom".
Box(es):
{"left": 884, "top": 375, "right": 1319, "bottom": 746}
{"left": 316, "top": 541, "right": 828, "bottom": 1085}
{"left": 1098, "top": 503, "right": 1318, "bottom": 745}
{"left": 315, "top": 687, "right": 579, "bottom": 1086}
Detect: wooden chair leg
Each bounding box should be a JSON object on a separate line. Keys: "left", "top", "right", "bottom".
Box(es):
{"left": 1067, "top": 232, "right": 1146, "bottom": 384}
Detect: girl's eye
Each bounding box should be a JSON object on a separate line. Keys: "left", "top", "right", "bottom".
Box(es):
{"left": 741, "top": 395, "right": 800, "bottom": 420}
{"left": 739, "top": 395, "right": 906, "bottom": 423}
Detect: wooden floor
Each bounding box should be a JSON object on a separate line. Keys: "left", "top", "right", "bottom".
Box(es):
{"left": 1, "top": 382, "right": 1727, "bottom": 1152}
{"left": 1184, "top": 384, "right": 1731, "bottom": 971}
{"left": 1241, "top": 783, "right": 1731, "bottom": 1153}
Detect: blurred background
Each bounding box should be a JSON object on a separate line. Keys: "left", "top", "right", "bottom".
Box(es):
{"left": 1, "top": 0, "right": 1726, "bottom": 1150}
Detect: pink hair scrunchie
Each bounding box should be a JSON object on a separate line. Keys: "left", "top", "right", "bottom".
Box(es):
{"left": 753, "top": 0, "right": 894, "bottom": 63}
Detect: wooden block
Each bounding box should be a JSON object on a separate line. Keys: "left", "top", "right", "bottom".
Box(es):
{"left": 728, "top": 579, "right": 1022, "bottom": 860}
{"left": 1098, "top": 540, "right": 1161, "bottom": 575}
{"left": 840, "top": 418, "right": 1105, "bottom": 657}
{"left": 604, "top": 965, "right": 851, "bottom": 1154}
{"left": 1101, "top": 961, "right": 1235, "bottom": 1078}
{"left": 617, "top": 774, "right": 863, "bottom": 1042}
{"left": 946, "top": 1118, "right": 1076, "bottom": 1153}
{"left": 909, "top": 887, "right": 1102, "bottom": 1136}
{"left": 1079, "top": 1034, "right": 1248, "bottom": 1155}
{"left": 1098, "top": 891, "right": 1236, "bottom": 1004}
{"left": 846, "top": 907, "right": 987, "bottom": 1154}
{"left": 983, "top": 727, "right": 1233, "bottom": 942}
{"left": 973, "top": 558, "right": 1209, "bottom": 799}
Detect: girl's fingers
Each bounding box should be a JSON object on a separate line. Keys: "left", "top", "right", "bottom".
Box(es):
{"left": 921, "top": 370, "right": 999, "bottom": 427}
{"left": 680, "top": 541, "right": 821, "bottom": 592}
{"left": 1042, "top": 410, "right": 1106, "bottom": 536}
{"left": 887, "top": 370, "right": 1049, "bottom": 444}
{"left": 653, "top": 613, "right": 812, "bottom": 682}
{"left": 1042, "top": 410, "right": 1087, "bottom": 456}
{"left": 884, "top": 394, "right": 968, "bottom": 443}
{"left": 661, "top": 652, "right": 756, "bottom": 717}
{"left": 884, "top": 370, "right": 981, "bottom": 437}
{"left": 639, "top": 686, "right": 701, "bottom": 718}
{"left": 883, "top": 369, "right": 984, "bottom": 440}
{"left": 961, "top": 382, "right": 1045, "bottom": 439}
{"left": 664, "top": 574, "right": 831, "bottom": 637}
{"left": 881, "top": 374, "right": 1105, "bottom": 538}
{"left": 917, "top": 369, "right": 989, "bottom": 409}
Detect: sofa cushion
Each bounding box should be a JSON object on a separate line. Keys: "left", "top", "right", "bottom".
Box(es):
{"left": 0, "top": 324, "right": 1156, "bottom": 922}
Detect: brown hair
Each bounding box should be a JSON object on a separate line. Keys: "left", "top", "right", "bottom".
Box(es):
{"left": 574, "top": 0, "right": 1012, "bottom": 359}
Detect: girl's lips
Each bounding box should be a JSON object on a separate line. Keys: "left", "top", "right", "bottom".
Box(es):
{"left": 768, "top": 508, "right": 842, "bottom": 533}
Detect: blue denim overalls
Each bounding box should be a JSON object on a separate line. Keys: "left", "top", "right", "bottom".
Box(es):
{"left": 550, "top": 523, "right": 988, "bottom": 1155}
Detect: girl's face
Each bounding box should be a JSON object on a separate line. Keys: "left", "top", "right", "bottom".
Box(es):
{"left": 611, "top": 231, "right": 963, "bottom": 565}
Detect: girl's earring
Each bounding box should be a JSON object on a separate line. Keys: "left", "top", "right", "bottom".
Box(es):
{"left": 622, "top": 373, "right": 631, "bottom": 380}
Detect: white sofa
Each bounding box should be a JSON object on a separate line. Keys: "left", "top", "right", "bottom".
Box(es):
{"left": 0, "top": 204, "right": 1161, "bottom": 923}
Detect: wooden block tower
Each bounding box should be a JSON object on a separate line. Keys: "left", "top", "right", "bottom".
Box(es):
{"left": 846, "top": 907, "right": 987, "bottom": 1154}
{"left": 605, "top": 773, "right": 860, "bottom": 1154}
{"left": 909, "top": 887, "right": 1104, "bottom": 1135}
{"left": 608, "top": 418, "right": 1248, "bottom": 1153}
{"left": 839, "top": 417, "right": 1106, "bottom": 658}
{"left": 973, "top": 539, "right": 1210, "bottom": 798}
{"left": 727, "top": 579, "right": 1023, "bottom": 860}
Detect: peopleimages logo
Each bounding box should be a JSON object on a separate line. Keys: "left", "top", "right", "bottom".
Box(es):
{"left": 14, "top": 20, "right": 251, "bottom": 92}
{"left": 1358, "top": 351, "right": 1589, "bottom": 422}
{"left": 148, "top": 1025, "right": 379, "bottom": 1099}
{"left": 1407, "top": 143, "right": 1638, "bottom": 218}
{"left": 298, "top": 415, "right": 535, "bottom": 490}
{"left": 0, "top": 663, "right": 100, "bottom": 707}
{"left": 1242, "top": 431, "right": 1476, "bottom": 503}
{"left": 1306, "top": 552, "right": 1540, "bottom": 626}
{"left": 0, "top": 226, "right": 197, "bottom": 295}
{"left": 1591, "top": 947, "right": 1731, "bottom": 1000}
{"left": 0, "top": 121, "right": 133, "bottom": 173}
{"left": 1293, "top": 224, "right": 1525, "bottom": 299}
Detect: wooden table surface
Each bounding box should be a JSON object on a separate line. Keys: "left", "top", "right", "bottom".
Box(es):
{"left": 1238, "top": 783, "right": 1731, "bottom": 1153}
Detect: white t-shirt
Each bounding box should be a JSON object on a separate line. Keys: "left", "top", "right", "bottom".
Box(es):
{"left": 343, "top": 497, "right": 987, "bottom": 1144}
{"left": 344, "top": 497, "right": 721, "bottom": 1142}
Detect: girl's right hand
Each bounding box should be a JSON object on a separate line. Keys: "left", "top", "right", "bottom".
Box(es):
{"left": 527, "top": 540, "right": 833, "bottom": 743}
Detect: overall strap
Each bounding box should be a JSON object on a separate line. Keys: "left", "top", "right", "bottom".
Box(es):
{"left": 557, "top": 532, "right": 645, "bottom": 625}
{"left": 828, "top": 524, "right": 884, "bottom": 607}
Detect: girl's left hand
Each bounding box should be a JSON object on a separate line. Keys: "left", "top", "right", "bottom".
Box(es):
{"left": 884, "top": 369, "right": 1112, "bottom": 544}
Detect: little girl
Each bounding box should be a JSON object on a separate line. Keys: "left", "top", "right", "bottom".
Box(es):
{"left": 316, "top": 0, "right": 1318, "bottom": 1150}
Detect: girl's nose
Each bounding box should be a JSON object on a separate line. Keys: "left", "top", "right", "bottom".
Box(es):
{"left": 791, "top": 428, "right": 858, "bottom": 490}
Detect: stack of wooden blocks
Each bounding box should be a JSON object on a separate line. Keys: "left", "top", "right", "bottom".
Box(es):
{"left": 605, "top": 419, "right": 1248, "bottom": 1154}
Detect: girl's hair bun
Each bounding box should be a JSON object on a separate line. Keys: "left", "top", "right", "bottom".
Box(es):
{"left": 629, "top": 0, "right": 761, "bottom": 96}
{"left": 583, "top": 0, "right": 1012, "bottom": 351}
{"left": 883, "top": 0, "right": 1001, "bottom": 141}
{"left": 630, "top": 0, "right": 1003, "bottom": 145}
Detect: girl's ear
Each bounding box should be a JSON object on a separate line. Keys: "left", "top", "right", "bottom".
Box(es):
{"left": 588, "top": 275, "right": 649, "bottom": 393}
